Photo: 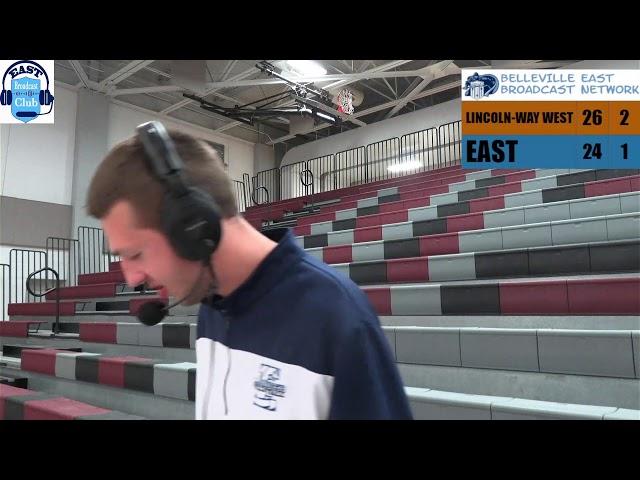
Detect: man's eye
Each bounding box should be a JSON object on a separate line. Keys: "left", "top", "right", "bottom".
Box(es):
{"left": 130, "top": 253, "right": 141, "bottom": 260}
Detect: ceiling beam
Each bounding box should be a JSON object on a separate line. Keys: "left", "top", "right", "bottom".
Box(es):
{"left": 488, "top": 60, "right": 579, "bottom": 69}
{"left": 328, "top": 63, "right": 419, "bottom": 122}
{"left": 219, "top": 60, "right": 239, "bottom": 81}
{"left": 203, "top": 66, "right": 447, "bottom": 90}
{"left": 346, "top": 67, "right": 423, "bottom": 110}
{"left": 266, "top": 79, "right": 461, "bottom": 145}
{"left": 383, "top": 77, "right": 431, "bottom": 119}
{"left": 214, "top": 60, "right": 413, "bottom": 135}
{"left": 320, "top": 60, "right": 414, "bottom": 91}
{"left": 399, "top": 76, "right": 424, "bottom": 98}
{"left": 381, "top": 77, "right": 397, "bottom": 98}
{"left": 357, "top": 60, "right": 375, "bottom": 73}
{"left": 97, "top": 60, "right": 155, "bottom": 92}
{"left": 69, "top": 60, "right": 93, "bottom": 89}
{"left": 124, "top": 64, "right": 249, "bottom": 107}
{"left": 360, "top": 82, "right": 396, "bottom": 102}
{"left": 110, "top": 85, "right": 186, "bottom": 97}
{"left": 107, "top": 98, "right": 255, "bottom": 146}
{"left": 340, "top": 60, "right": 354, "bottom": 72}
{"left": 384, "top": 61, "right": 458, "bottom": 119}
{"left": 159, "top": 63, "right": 268, "bottom": 115}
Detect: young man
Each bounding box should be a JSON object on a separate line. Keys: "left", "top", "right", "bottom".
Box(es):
{"left": 87, "top": 121, "right": 412, "bottom": 420}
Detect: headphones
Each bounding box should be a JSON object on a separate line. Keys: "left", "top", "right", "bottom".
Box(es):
{"left": 136, "top": 121, "right": 223, "bottom": 264}
{"left": 1, "top": 60, "right": 54, "bottom": 107}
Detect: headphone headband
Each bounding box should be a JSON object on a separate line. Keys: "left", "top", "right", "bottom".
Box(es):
{"left": 136, "top": 121, "right": 190, "bottom": 197}
{"left": 2, "top": 60, "right": 50, "bottom": 90}
{"left": 134, "top": 121, "right": 223, "bottom": 263}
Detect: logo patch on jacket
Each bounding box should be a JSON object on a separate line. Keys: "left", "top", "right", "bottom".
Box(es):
{"left": 253, "top": 364, "right": 287, "bottom": 411}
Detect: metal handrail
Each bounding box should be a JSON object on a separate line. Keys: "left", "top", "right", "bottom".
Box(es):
{"left": 1, "top": 263, "right": 9, "bottom": 321}
{"left": 251, "top": 186, "right": 269, "bottom": 206}
{"left": 250, "top": 119, "right": 463, "bottom": 202}
{"left": 299, "top": 169, "right": 315, "bottom": 211}
{"left": 26, "top": 267, "right": 60, "bottom": 335}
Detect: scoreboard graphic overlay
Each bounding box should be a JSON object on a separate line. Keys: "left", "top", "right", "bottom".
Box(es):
{"left": 461, "top": 70, "right": 640, "bottom": 170}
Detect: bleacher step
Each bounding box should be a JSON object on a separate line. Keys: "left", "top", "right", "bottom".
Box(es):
{"left": 405, "top": 386, "right": 640, "bottom": 420}
{"left": 1, "top": 344, "right": 82, "bottom": 359}
{"left": 398, "top": 363, "right": 640, "bottom": 411}
{"left": 0, "top": 372, "right": 28, "bottom": 389}
{"left": 379, "top": 314, "right": 640, "bottom": 330}
{"left": 0, "top": 382, "right": 146, "bottom": 420}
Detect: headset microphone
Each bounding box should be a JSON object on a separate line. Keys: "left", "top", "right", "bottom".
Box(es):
{"left": 137, "top": 295, "right": 186, "bottom": 326}
{"left": 137, "top": 265, "right": 209, "bottom": 326}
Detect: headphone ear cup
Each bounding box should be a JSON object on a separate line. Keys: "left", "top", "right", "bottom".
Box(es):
{"left": 162, "top": 187, "right": 222, "bottom": 262}
{"left": 39, "top": 90, "right": 53, "bottom": 105}
{"left": 1, "top": 90, "right": 11, "bottom": 105}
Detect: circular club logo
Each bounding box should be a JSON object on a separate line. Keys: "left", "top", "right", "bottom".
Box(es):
{"left": 1, "top": 60, "right": 55, "bottom": 123}
{"left": 463, "top": 72, "right": 499, "bottom": 100}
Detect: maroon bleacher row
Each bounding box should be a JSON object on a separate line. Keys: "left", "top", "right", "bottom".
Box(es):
{"left": 5, "top": 258, "right": 168, "bottom": 319}
{"left": 293, "top": 173, "right": 640, "bottom": 237}
{"left": 244, "top": 165, "right": 480, "bottom": 225}
{"left": 302, "top": 174, "right": 640, "bottom": 248}
{"left": 0, "top": 384, "right": 142, "bottom": 420}
{"left": 0, "top": 321, "right": 46, "bottom": 338}
{"left": 7, "top": 296, "right": 168, "bottom": 317}
{"left": 22, "top": 349, "right": 142, "bottom": 385}
{"left": 43, "top": 281, "right": 168, "bottom": 301}
{"left": 245, "top": 165, "right": 466, "bottom": 214}
{"left": 17, "top": 348, "right": 195, "bottom": 403}
{"left": 0, "top": 321, "right": 186, "bottom": 345}
{"left": 364, "top": 277, "right": 640, "bottom": 316}
{"left": 295, "top": 169, "right": 535, "bottom": 229}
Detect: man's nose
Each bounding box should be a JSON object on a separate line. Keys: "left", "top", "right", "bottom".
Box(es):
{"left": 122, "top": 264, "right": 146, "bottom": 288}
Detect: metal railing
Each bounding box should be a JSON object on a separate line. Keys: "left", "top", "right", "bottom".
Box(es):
{"left": 4, "top": 227, "right": 119, "bottom": 311}
{"left": 279, "top": 160, "right": 308, "bottom": 201}
{"left": 251, "top": 186, "right": 269, "bottom": 206}
{"left": 437, "top": 120, "right": 462, "bottom": 168}
{"left": 77, "top": 226, "right": 118, "bottom": 275}
{"left": 366, "top": 138, "right": 401, "bottom": 182}
{"left": 1, "top": 263, "right": 9, "bottom": 320}
{"left": 242, "top": 173, "right": 252, "bottom": 211}
{"left": 249, "top": 120, "right": 462, "bottom": 206}
{"left": 334, "top": 146, "right": 367, "bottom": 190}
{"left": 299, "top": 169, "right": 315, "bottom": 211}
{"left": 231, "top": 179, "right": 249, "bottom": 213}
{"left": 400, "top": 127, "right": 439, "bottom": 173}
{"left": 306, "top": 154, "right": 334, "bottom": 193}
{"left": 46, "top": 237, "right": 79, "bottom": 288}
{"left": 9, "top": 249, "right": 47, "bottom": 305}
{"left": 252, "top": 168, "right": 280, "bottom": 205}
{"left": 26, "top": 267, "right": 60, "bottom": 334}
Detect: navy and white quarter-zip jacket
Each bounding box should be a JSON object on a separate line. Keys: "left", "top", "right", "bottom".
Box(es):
{"left": 196, "top": 228, "right": 412, "bottom": 420}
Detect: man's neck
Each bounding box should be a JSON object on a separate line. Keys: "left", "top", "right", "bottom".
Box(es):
{"left": 210, "top": 217, "right": 279, "bottom": 297}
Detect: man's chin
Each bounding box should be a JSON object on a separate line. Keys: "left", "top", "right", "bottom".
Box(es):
{"left": 180, "top": 296, "right": 201, "bottom": 307}
{"left": 176, "top": 284, "right": 214, "bottom": 306}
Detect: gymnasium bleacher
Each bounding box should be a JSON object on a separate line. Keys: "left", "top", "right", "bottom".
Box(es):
{"left": 1, "top": 119, "right": 639, "bottom": 420}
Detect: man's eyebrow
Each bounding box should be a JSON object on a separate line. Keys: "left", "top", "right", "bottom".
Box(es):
{"left": 110, "top": 248, "right": 134, "bottom": 257}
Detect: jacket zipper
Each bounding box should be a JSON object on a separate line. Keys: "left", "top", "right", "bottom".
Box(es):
{"left": 222, "top": 314, "right": 231, "bottom": 416}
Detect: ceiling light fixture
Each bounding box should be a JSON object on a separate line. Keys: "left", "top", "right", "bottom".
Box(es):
{"left": 286, "top": 60, "right": 327, "bottom": 77}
